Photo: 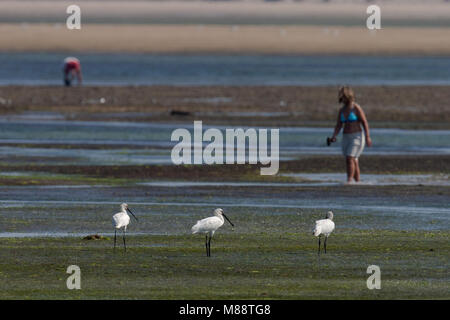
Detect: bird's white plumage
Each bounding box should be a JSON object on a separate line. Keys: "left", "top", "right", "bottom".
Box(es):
{"left": 313, "top": 219, "right": 335, "bottom": 237}
{"left": 191, "top": 208, "right": 230, "bottom": 236}
{"left": 192, "top": 216, "right": 224, "bottom": 235}
{"left": 313, "top": 211, "right": 335, "bottom": 237}
{"left": 112, "top": 212, "right": 130, "bottom": 230}
{"left": 112, "top": 203, "right": 132, "bottom": 231}
{"left": 191, "top": 208, "right": 233, "bottom": 257}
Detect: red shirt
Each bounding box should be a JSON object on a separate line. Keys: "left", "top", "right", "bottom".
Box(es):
{"left": 64, "top": 58, "right": 81, "bottom": 73}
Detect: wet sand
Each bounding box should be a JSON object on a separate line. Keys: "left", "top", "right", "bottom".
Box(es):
{"left": 0, "top": 132, "right": 448, "bottom": 300}
{"left": 0, "top": 178, "right": 448, "bottom": 299}
{"left": 1, "top": 231, "right": 447, "bottom": 299}
{"left": 1, "top": 155, "right": 448, "bottom": 185}
{"left": 1, "top": 85, "right": 449, "bottom": 128}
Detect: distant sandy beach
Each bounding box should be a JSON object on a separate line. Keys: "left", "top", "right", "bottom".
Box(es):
{"left": 1, "top": 0, "right": 450, "bottom": 55}
{"left": 2, "top": 24, "right": 450, "bottom": 55}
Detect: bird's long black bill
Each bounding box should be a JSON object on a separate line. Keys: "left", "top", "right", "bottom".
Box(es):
{"left": 223, "top": 213, "right": 234, "bottom": 227}
{"left": 127, "top": 208, "right": 139, "bottom": 221}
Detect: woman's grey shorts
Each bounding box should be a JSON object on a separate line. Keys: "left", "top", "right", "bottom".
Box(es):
{"left": 342, "top": 131, "right": 365, "bottom": 158}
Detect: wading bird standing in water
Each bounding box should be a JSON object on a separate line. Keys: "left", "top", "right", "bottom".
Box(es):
{"left": 112, "top": 203, "right": 138, "bottom": 252}
{"left": 313, "top": 211, "right": 335, "bottom": 255}
{"left": 192, "top": 208, "right": 234, "bottom": 257}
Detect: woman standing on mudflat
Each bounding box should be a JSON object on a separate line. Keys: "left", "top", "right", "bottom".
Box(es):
{"left": 330, "top": 86, "right": 372, "bottom": 183}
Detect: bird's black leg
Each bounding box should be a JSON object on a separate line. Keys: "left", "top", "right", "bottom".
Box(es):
{"left": 208, "top": 236, "right": 212, "bottom": 257}
{"left": 205, "top": 235, "right": 209, "bottom": 257}
{"left": 114, "top": 229, "right": 117, "bottom": 251}
{"left": 123, "top": 229, "right": 127, "bottom": 252}
{"left": 324, "top": 236, "right": 327, "bottom": 254}
{"left": 318, "top": 236, "right": 321, "bottom": 255}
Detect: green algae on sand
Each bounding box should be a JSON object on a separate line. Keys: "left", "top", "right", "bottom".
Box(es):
{"left": 0, "top": 230, "right": 448, "bottom": 299}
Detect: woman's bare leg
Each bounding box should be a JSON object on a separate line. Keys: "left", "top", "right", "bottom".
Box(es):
{"left": 353, "top": 158, "right": 360, "bottom": 182}
{"left": 346, "top": 156, "right": 355, "bottom": 182}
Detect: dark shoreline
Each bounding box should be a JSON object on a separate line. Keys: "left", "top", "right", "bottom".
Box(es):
{"left": 1, "top": 85, "right": 449, "bottom": 129}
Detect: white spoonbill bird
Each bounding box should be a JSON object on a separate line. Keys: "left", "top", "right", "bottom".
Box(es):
{"left": 112, "top": 203, "right": 138, "bottom": 251}
{"left": 191, "top": 208, "right": 234, "bottom": 257}
{"left": 313, "top": 211, "right": 335, "bottom": 254}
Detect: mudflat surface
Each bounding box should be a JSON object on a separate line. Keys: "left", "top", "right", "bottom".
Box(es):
{"left": 0, "top": 85, "right": 448, "bottom": 299}
{"left": 1, "top": 85, "right": 449, "bottom": 128}
{"left": 0, "top": 231, "right": 448, "bottom": 299}
{"left": 0, "top": 155, "right": 448, "bottom": 184}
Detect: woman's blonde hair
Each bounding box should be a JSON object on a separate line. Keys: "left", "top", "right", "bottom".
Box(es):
{"left": 338, "top": 86, "right": 355, "bottom": 103}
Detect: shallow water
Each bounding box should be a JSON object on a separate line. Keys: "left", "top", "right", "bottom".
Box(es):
{"left": 283, "top": 173, "right": 450, "bottom": 186}
{"left": 0, "top": 119, "right": 448, "bottom": 166}
{"left": 0, "top": 183, "right": 448, "bottom": 235}
{"left": 0, "top": 116, "right": 448, "bottom": 237}
{"left": 1, "top": 53, "right": 450, "bottom": 86}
